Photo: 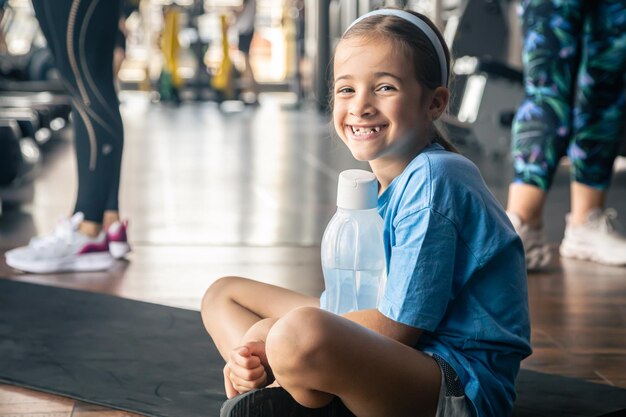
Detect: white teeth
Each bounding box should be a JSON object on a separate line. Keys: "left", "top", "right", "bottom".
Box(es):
{"left": 350, "top": 126, "right": 382, "bottom": 135}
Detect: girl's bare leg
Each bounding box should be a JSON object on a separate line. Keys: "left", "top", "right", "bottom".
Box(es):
{"left": 201, "top": 276, "right": 319, "bottom": 360}
{"left": 266, "top": 307, "right": 441, "bottom": 417}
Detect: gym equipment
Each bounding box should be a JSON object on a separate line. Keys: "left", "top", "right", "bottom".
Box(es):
{"left": 211, "top": 14, "right": 240, "bottom": 103}
{"left": 0, "top": 46, "right": 58, "bottom": 83}
{"left": 0, "top": 0, "right": 71, "bottom": 144}
{"left": 441, "top": 0, "right": 525, "bottom": 157}
{"left": 0, "top": 0, "right": 71, "bottom": 212}
{"left": 0, "top": 119, "right": 40, "bottom": 187}
{"left": 185, "top": 0, "right": 213, "bottom": 101}
{"left": 444, "top": 0, "right": 514, "bottom": 64}
{"left": 0, "top": 105, "right": 59, "bottom": 146}
{"left": 0, "top": 120, "right": 26, "bottom": 187}
{"left": 0, "top": 89, "right": 72, "bottom": 144}
{"left": 0, "top": 86, "right": 72, "bottom": 211}
{"left": 442, "top": 56, "right": 524, "bottom": 157}
{"left": 158, "top": 5, "right": 183, "bottom": 103}
{"left": 24, "top": 46, "right": 57, "bottom": 81}
{"left": 0, "top": 0, "right": 58, "bottom": 84}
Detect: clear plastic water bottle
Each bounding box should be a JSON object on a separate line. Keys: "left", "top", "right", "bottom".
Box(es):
{"left": 320, "top": 169, "right": 387, "bottom": 315}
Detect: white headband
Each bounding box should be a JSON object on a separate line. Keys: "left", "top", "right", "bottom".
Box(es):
{"left": 345, "top": 9, "right": 448, "bottom": 86}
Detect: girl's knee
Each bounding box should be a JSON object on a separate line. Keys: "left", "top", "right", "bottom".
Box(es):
{"left": 201, "top": 276, "right": 238, "bottom": 313}
{"left": 266, "top": 308, "right": 338, "bottom": 408}
{"left": 266, "top": 307, "right": 332, "bottom": 374}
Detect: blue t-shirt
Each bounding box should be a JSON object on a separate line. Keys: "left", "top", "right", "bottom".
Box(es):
{"left": 377, "top": 144, "right": 531, "bottom": 417}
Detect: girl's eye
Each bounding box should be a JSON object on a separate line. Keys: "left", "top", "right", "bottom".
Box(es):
{"left": 378, "top": 85, "right": 396, "bottom": 92}
{"left": 336, "top": 87, "right": 354, "bottom": 94}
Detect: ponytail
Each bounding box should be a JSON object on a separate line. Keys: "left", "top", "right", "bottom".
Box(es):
{"left": 432, "top": 125, "right": 459, "bottom": 153}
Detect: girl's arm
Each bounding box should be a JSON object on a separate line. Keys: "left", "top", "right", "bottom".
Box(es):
{"left": 343, "top": 309, "right": 423, "bottom": 347}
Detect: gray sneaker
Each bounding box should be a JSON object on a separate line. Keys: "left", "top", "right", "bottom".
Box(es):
{"left": 559, "top": 208, "right": 626, "bottom": 266}
{"left": 506, "top": 211, "right": 552, "bottom": 270}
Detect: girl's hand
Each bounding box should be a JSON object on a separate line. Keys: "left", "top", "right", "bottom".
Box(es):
{"left": 225, "top": 342, "right": 270, "bottom": 395}
{"left": 223, "top": 364, "right": 239, "bottom": 399}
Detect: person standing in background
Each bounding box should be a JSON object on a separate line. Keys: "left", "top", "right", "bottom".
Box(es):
{"left": 506, "top": 0, "right": 626, "bottom": 270}
{"left": 5, "top": 0, "right": 131, "bottom": 274}
{"left": 233, "top": 0, "right": 258, "bottom": 103}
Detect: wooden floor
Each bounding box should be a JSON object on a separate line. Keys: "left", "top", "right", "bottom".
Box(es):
{"left": 1, "top": 92, "right": 625, "bottom": 416}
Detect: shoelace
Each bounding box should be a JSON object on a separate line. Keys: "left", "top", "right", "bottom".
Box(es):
{"left": 594, "top": 209, "right": 622, "bottom": 234}
{"left": 30, "top": 218, "right": 78, "bottom": 250}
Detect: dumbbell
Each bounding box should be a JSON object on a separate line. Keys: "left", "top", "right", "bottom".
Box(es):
{"left": 25, "top": 47, "right": 58, "bottom": 82}
{"left": 0, "top": 119, "right": 41, "bottom": 187}
{"left": 0, "top": 91, "right": 72, "bottom": 143}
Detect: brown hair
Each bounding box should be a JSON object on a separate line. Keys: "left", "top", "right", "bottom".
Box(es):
{"left": 332, "top": 9, "right": 458, "bottom": 153}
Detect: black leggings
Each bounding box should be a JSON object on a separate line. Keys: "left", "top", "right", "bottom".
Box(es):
{"left": 32, "top": 0, "right": 123, "bottom": 223}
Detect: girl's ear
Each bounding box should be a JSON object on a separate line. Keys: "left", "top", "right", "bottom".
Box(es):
{"left": 428, "top": 87, "right": 450, "bottom": 120}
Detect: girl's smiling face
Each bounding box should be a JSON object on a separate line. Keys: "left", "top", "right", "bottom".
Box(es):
{"left": 332, "top": 36, "right": 434, "bottom": 171}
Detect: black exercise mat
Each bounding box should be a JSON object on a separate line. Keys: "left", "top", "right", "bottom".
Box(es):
{"left": 1, "top": 279, "right": 626, "bottom": 417}
{"left": 0, "top": 279, "right": 224, "bottom": 416}
{"left": 513, "top": 370, "right": 626, "bottom": 417}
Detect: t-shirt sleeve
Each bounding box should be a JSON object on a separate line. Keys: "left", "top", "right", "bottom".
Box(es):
{"left": 378, "top": 208, "right": 457, "bottom": 331}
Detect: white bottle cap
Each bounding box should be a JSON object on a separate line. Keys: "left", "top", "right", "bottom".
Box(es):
{"left": 336, "top": 169, "right": 378, "bottom": 210}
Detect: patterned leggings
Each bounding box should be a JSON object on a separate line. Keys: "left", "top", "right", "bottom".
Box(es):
{"left": 512, "top": 0, "right": 626, "bottom": 191}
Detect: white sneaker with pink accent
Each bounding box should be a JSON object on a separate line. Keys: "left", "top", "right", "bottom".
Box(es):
{"left": 106, "top": 220, "right": 131, "bottom": 259}
{"left": 4, "top": 212, "right": 114, "bottom": 273}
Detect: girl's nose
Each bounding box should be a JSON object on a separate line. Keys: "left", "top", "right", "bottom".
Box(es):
{"left": 349, "top": 92, "right": 375, "bottom": 117}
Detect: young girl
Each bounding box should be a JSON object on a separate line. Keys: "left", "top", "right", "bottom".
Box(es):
{"left": 202, "top": 8, "right": 531, "bottom": 417}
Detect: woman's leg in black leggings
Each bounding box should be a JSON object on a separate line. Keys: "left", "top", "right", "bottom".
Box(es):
{"left": 31, "top": 0, "right": 123, "bottom": 224}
